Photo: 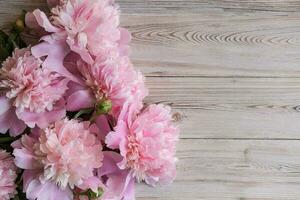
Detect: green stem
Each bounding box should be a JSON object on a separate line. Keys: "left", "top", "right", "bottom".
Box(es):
{"left": 74, "top": 108, "right": 93, "bottom": 119}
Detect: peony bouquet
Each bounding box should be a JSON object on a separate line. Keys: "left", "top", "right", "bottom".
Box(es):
{"left": 0, "top": 0, "right": 179, "bottom": 199}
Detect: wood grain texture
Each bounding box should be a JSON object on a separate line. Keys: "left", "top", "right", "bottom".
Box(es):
{"left": 145, "top": 77, "right": 300, "bottom": 139}
{"left": 1, "top": 0, "right": 300, "bottom": 199}
{"left": 136, "top": 139, "right": 300, "bottom": 199}
{"left": 125, "top": 14, "right": 300, "bottom": 77}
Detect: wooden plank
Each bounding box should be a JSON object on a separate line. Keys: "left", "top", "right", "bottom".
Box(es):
{"left": 2, "top": 1, "right": 300, "bottom": 77}
{"left": 172, "top": 104, "right": 300, "bottom": 139}
{"left": 125, "top": 13, "right": 300, "bottom": 77}
{"left": 3, "top": 0, "right": 300, "bottom": 16}
{"left": 136, "top": 139, "right": 300, "bottom": 199}
{"left": 146, "top": 77, "right": 300, "bottom": 139}
{"left": 167, "top": 108, "right": 300, "bottom": 139}
{"left": 146, "top": 77, "right": 300, "bottom": 108}
{"left": 119, "top": 0, "right": 300, "bottom": 13}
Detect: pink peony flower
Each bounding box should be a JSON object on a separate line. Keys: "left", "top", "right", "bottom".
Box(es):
{"left": 106, "top": 104, "right": 179, "bottom": 186}
{"left": 13, "top": 118, "right": 104, "bottom": 200}
{"left": 26, "top": 0, "right": 131, "bottom": 68}
{"left": 24, "top": 0, "right": 146, "bottom": 120}
{"left": 0, "top": 150, "right": 17, "bottom": 200}
{"left": 0, "top": 48, "right": 68, "bottom": 136}
{"left": 51, "top": 0, "right": 129, "bottom": 63}
{"left": 65, "top": 54, "right": 148, "bottom": 118}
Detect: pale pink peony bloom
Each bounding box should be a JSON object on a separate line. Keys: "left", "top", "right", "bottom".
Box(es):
{"left": 65, "top": 54, "right": 148, "bottom": 118}
{"left": 26, "top": 0, "right": 131, "bottom": 68}
{"left": 51, "top": 0, "right": 129, "bottom": 63}
{"left": 0, "top": 48, "right": 68, "bottom": 136}
{"left": 0, "top": 150, "right": 17, "bottom": 200}
{"left": 24, "top": 0, "right": 145, "bottom": 119}
{"left": 106, "top": 104, "right": 179, "bottom": 186}
{"left": 13, "top": 118, "right": 104, "bottom": 200}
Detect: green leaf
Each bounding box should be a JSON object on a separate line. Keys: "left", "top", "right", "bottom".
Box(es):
{"left": 8, "top": 33, "right": 20, "bottom": 49}
{"left": 0, "top": 30, "right": 11, "bottom": 62}
{"left": 88, "top": 187, "right": 104, "bottom": 199}
{"left": 0, "top": 133, "right": 14, "bottom": 152}
{"left": 78, "top": 187, "right": 104, "bottom": 200}
{"left": 14, "top": 190, "right": 27, "bottom": 200}
{"left": 0, "top": 137, "right": 14, "bottom": 143}
{"left": 0, "top": 11, "right": 28, "bottom": 63}
{"left": 13, "top": 34, "right": 27, "bottom": 48}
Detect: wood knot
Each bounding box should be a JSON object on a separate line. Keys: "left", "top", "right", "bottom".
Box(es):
{"left": 294, "top": 105, "right": 300, "bottom": 112}
{"left": 172, "top": 112, "right": 183, "bottom": 122}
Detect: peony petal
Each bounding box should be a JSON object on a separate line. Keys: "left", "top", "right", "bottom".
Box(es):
{"left": 118, "top": 27, "right": 132, "bottom": 56}
{"left": 105, "top": 121, "right": 128, "bottom": 149}
{"left": 0, "top": 107, "right": 26, "bottom": 136}
{"left": 119, "top": 28, "right": 132, "bottom": 45}
{"left": 0, "top": 113, "right": 11, "bottom": 134}
{"left": 13, "top": 135, "right": 40, "bottom": 169}
{"left": 66, "top": 90, "right": 94, "bottom": 111}
{"left": 31, "top": 9, "right": 60, "bottom": 33}
{"left": 0, "top": 150, "right": 17, "bottom": 199}
{"left": 95, "top": 115, "right": 112, "bottom": 141}
{"left": 63, "top": 53, "right": 85, "bottom": 83}
{"left": 104, "top": 170, "right": 135, "bottom": 200}
{"left": 97, "top": 152, "right": 135, "bottom": 200}
{"left": 11, "top": 140, "right": 22, "bottom": 149}
{"left": 37, "top": 181, "right": 73, "bottom": 200}
{"left": 31, "top": 39, "right": 81, "bottom": 84}
{"left": 23, "top": 171, "right": 73, "bottom": 200}
{"left": 67, "top": 39, "right": 94, "bottom": 64}
{"left": 98, "top": 151, "right": 122, "bottom": 176}
{"left": 79, "top": 176, "right": 105, "bottom": 192}
{"left": 9, "top": 114, "right": 27, "bottom": 136}
{"left": 123, "top": 176, "right": 136, "bottom": 200}
{"left": 13, "top": 149, "right": 38, "bottom": 170}
{"left": 66, "top": 82, "right": 86, "bottom": 97}
{"left": 0, "top": 96, "right": 11, "bottom": 115}
{"left": 25, "top": 12, "right": 42, "bottom": 31}
{"left": 25, "top": 177, "right": 43, "bottom": 199}
{"left": 16, "top": 100, "right": 66, "bottom": 129}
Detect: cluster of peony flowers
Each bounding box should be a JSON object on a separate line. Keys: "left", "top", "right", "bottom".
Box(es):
{"left": 0, "top": 0, "right": 179, "bottom": 200}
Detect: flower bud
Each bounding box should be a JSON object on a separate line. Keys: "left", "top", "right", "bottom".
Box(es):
{"left": 14, "top": 19, "right": 25, "bottom": 33}
{"left": 95, "top": 99, "right": 112, "bottom": 115}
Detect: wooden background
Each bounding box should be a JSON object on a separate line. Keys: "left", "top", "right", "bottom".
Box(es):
{"left": 2, "top": 0, "right": 300, "bottom": 199}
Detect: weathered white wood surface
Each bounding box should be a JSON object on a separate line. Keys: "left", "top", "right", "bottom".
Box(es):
{"left": 2, "top": 0, "right": 300, "bottom": 199}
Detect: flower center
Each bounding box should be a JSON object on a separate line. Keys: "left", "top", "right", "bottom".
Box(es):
{"left": 125, "top": 135, "right": 146, "bottom": 181}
